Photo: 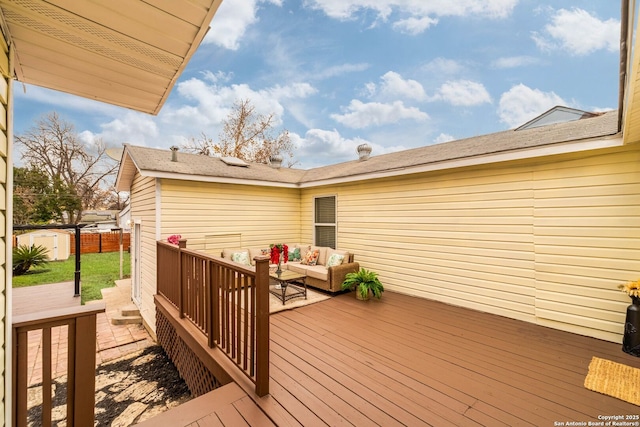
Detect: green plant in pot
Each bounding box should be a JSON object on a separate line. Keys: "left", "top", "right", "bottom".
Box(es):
{"left": 341, "top": 268, "right": 384, "bottom": 300}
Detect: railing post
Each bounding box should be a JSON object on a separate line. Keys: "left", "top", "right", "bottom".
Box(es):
{"left": 254, "top": 255, "right": 270, "bottom": 397}
{"left": 209, "top": 260, "right": 219, "bottom": 348}
{"left": 73, "top": 312, "right": 99, "bottom": 425}
{"left": 178, "top": 239, "right": 187, "bottom": 318}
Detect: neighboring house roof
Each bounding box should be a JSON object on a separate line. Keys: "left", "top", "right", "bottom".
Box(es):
{"left": 0, "top": 0, "right": 222, "bottom": 114}
{"left": 514, "top": 106, "right": 599, "bottom": 130}
{"left": 116, "top": 109, "right": 622, "bottom": 191}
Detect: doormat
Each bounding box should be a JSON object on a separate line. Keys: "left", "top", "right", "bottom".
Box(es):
{"left": 584, "top": 356, "right": 640, "bottom": 406}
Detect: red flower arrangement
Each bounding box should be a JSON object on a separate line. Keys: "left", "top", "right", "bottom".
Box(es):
{"left": 270, "top": 243, "right": 288, "bottom": 264}
{"left": 167, "top": 234, "right": 182, "bottom": 245}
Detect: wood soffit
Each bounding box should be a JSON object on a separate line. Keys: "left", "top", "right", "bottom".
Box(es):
{"left": 0, "top": 0, "right": 222, "bottom": 114}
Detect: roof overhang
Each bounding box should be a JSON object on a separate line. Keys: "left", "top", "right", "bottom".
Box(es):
{"left": 0, "top": 0, "right": 222, "bottom": 115}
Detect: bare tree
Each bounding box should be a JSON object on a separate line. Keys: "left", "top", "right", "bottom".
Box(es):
{"left": 15, "top": 112, "right": 118, "bottom": 224}
{"left": 184, "top": 99, "right": 294, "bottom": 164}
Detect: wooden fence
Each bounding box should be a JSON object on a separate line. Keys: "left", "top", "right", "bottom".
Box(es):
{"left": 156, "top": 240, "right": 270, "bottom": 397}
{"left": 70, "top": 231, "right": 130, "bottom": 254}
{"left": 12, "top": 303, "right": 105, "bottom": 427}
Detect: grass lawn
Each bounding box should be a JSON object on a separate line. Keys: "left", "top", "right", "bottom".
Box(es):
{"left": 12, "top": 251, "right": 131, "bottom": 304}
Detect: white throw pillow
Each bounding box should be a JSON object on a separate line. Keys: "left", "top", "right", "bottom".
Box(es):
{"left": 326, "top": 253, "right": 344, "bottom": 267}
{"left": 231, "top": 251, "right": 251, "bottom": 266}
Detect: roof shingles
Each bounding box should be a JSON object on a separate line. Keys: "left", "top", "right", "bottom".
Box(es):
{"left": 119, "top": 110, "right": 619, "bottom": 189}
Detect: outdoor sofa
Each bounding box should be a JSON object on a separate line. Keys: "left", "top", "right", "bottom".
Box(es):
{"left": 221, "top": 243, "right": 359, "bottom": 293}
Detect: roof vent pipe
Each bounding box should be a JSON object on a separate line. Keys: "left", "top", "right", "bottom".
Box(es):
{"left": 357, "top": 143, "right": 372, "bottom": 161}
{"left": 170, "top": 146, "right": 179, "bottom": 162}
{"left": 269, "top": 154, "right": 283, "bottom": 169}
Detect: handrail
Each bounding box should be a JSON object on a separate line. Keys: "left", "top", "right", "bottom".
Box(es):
{"left": 156, "top": 240, "right": 270, "bottom": 396}
{"left": 12, "top": 302, "right": 105, "bottom": 427}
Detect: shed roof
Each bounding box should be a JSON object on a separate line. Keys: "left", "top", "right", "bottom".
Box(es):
{"left": 116, "top": 109, "right": 622, "bottom": 191}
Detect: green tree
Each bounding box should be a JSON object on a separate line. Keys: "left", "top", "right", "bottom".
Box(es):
{"left": 184, "top": 99, "right": 294, "bottom": 165}
{"left": 13, "top": 167, "right": 82, "bottom": 224}
{"left": 15, "top": 112, "right": 118, "bottom": 223}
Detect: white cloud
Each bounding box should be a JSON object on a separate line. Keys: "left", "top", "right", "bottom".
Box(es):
{"left": 331, "top": 100, "right": 429, "bottom": 128}
{"left": 532, "top": 8, "right": 619, "bottom": 55}
{"left": 498, "top": 84, "right": 566, "bottom": 128}
{"left": 79, "top": 112, "right": 160, "bottom": 148}
{"left": 314, "top": 63, "right": 370, "bottom": 79}
{"left": 433, "top": 80, "right": 492, "bottom": 106}
{"left": 78, "top": 77, "right": 317, "bottom": 152}
{"left": 491, "top": 56, "right": 540, "bottom": 69}
{"left": 392, "top": 16, "right": 438, "bottom": 35}
{"left": 204, "top": 0, "right": 283, "bottom": 50}
{"left": 305, "top": 0, "right": 517, "bottom": 33}
{"left": 422, "top": 57, "right": 464, "bottom": 75}
{"left": 293, "top": 129, "right": 369, "bottom": 165}
{"left": 15, "top": 84, "right": 122, "bottom": 116}
{"left": 434, "top": 133, "right": 455, "bottom": 144}
{"left": 379, "top": 71, "right": 426, "bottom": 101}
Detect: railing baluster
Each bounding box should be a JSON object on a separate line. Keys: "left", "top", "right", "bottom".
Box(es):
{"left": 43, "top": 327, "right": 52, "bottom": 426}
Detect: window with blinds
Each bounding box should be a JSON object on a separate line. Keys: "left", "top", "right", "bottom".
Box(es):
{"left": 314, "top": 196, "right": 336, "bottom": 248}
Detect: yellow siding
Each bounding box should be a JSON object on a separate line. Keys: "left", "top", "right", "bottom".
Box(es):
{"left": 159, "top": 179, "right": 301, "bottom": 257}
{"left": 301, "top": 144, "right": 640, "bottom": 343}
{"left": 532, "top": 146, "right": 640, "bottom": 342}
{"left": 130, "top": 174, "right": 158, "bottom": 330}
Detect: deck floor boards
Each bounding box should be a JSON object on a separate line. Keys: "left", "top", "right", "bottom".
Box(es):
{"left": 263, "top": 291, "right": 640, "bottom": 426}
{"left": 155, "top": 290, "right": 640, "bottom": 426}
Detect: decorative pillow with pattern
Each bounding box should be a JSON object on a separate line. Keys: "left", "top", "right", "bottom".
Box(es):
{"left": 231, "top": 251, "right": 251, "bottom": 266}
{"left": 301, "top": 249, "right": 320, "bottom": 266}
{"left": 289, "top": 247, "right": 301, "bottom": 261}
{"left": 326, "top": 253, "right": 344, "bottom": 267}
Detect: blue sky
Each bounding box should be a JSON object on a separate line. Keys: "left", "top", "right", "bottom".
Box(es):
{"left": 14, "top": 0, "right": 622, "bottom": 169}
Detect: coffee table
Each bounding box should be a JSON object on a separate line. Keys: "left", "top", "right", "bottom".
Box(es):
{"left": 269, "top": 270, "right": 307, "bottom": 305}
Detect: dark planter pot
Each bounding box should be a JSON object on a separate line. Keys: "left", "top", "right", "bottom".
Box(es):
{"left": 623, "top": 296, "right": 640, "bottom": 357}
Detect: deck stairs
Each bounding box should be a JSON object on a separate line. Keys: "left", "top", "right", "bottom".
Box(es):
{"left": 111, "top": 304, "right": 142, "bottom": 325}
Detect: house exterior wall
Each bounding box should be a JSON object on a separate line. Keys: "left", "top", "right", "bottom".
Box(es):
{"left": 136, "top": 178, "right": 299, "bottom": 332}
{"left": 129, "top": 173, "right": 158, "bottom": 331}
{"left": 0, "top": 30, "right": 9, "bottom": 424}
{"left": 159, "top": 179, "right": 301, "bottom": 256}
{"left": 300, "top": 144, "right": 640, "bottom": 343}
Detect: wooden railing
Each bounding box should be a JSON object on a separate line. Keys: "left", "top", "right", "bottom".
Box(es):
{"left": 157, "top": 240, "right": 270, "bottom": 396}
{"left": 12, "top": 303, "right": 105, "bottom": 427}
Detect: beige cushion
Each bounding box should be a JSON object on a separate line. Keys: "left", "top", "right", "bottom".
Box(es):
{"left": 305, "top": 265, "right": 328, "bottom": 281}
{"left": 287, "top": 263, "right": 306, "bottom": 275}
{"left": 248, "top": 248, "right": 268, "bottom": 265}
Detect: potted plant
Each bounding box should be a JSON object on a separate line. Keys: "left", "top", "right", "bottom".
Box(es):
{"left": 341, "top": 268, "right": 384, "bottom": 300}
{"left": 619, "top": 279, "right": 640, "bottom": 356}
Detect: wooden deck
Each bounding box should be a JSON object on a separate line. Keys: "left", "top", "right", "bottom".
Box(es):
{"left": 157, "top": 291, "right": 640, "bottom": 426}
{"left": 12, "top": 282, "right": 80, "bottom": 316}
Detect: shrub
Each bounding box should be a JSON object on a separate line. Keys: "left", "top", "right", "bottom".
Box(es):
{"left": 13, "top": 244, "right": 49, "bottom": 276}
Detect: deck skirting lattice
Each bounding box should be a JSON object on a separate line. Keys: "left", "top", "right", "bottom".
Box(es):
{"left": 156, "top": 310, "right": 222, "bottom": 397}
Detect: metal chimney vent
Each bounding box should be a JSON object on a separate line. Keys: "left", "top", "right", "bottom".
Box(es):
{"left": 170, "top": 146, "right": 179, "bottom": 162}
{"left": 357, "top": 143, "right": 372, "bottom": 161}
{"left": 269, "top": 154, "right": 283, "bottom": 169}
